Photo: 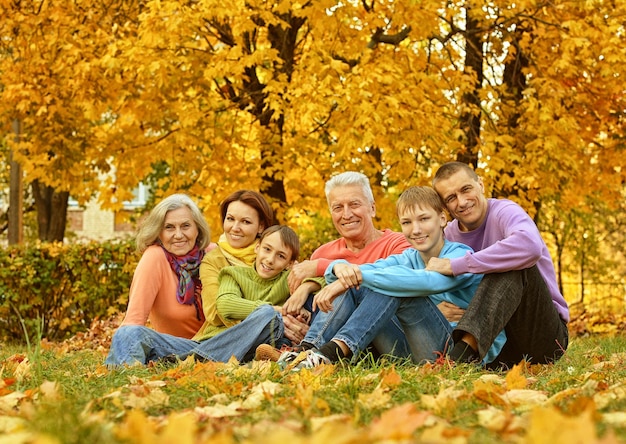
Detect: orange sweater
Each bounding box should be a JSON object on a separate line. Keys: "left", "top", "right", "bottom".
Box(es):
{"left": 120, "top": 245, "right": 203, "bottom": 339}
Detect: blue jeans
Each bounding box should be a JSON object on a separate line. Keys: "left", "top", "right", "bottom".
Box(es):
{"left": 105, "top": 305, "right": 283, "bottom": 366}
{"left": 304, "top": 291, "right": 409, "bottom": 358}
{"left": 304, "top": 288, "right": 450, "bottom": 363}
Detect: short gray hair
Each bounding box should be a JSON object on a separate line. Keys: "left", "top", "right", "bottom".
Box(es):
{"left": 324, "top": 172, "right": 375, "bottom": 206}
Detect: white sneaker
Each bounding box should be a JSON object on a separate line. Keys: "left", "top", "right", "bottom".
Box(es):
{"left": 277, "top": 349, "right": 330, "bottom": 371}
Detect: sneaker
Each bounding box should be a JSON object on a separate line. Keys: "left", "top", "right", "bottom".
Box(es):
{"left": 276, "top": 350, "right": 302, "bottom": 370}
{"left": 255, "top": 344, "right": 283, "bottom": 362}
{"left": 256, "top": 344, "right": 305, "bottom": 362}
{"left": 278, "top": 349, "right": 331, "bottom": 371}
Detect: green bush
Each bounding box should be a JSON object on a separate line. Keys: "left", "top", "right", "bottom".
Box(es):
{"left": 0, "top": 240, "right": 138, "bottom": 343}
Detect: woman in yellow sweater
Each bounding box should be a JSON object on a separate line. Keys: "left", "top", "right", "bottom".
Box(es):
{"left": 106, "top": 225, "right": 307, "bottom": 366}
{"left": 105, "top": 190, "right": 275, "bottom": 366}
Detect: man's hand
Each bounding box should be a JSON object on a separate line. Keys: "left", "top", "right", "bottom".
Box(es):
{"left": 426, "top": 257, "right": 454, "bottom": 275}
{"left": 283, "top": 314, "right": 310, "bottom": 344}
{"left": 312, "top": 280, "right": 346, "bottom": 313}
{"left": 333, "top": 263, "right": 362, "bottom": 289}
{"left": 288, "top": 260, "right": 318, "bottom": 293}
{"left": 437, "top": 301, "right": 465, "bottom": 322}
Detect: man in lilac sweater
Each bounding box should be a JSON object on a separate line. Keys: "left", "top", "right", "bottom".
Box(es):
{"left": 428, "top": 162, "right": 569, "bottom": 368}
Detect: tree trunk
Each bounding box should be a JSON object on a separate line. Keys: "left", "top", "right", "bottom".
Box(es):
{"left": 457, "top": 5, "right": 483, "bottom": 168}
{"left": 8, "top": 120, "right": 23, "bottom": 245}
{"left": 31, "top": 180, "right": 69, "bottom": 242}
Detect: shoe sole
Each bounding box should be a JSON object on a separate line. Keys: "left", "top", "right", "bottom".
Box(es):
{"left": 255, "top": 344, "right": 281, "bottom": 362}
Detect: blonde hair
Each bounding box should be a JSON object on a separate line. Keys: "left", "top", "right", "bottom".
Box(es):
{"left": 135, "top": 194, "right": 210, "bottom": 253}
{"left": 396, "top": 186, "right": 445, "bottom": 218}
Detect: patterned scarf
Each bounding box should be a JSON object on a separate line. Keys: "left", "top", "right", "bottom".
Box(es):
{"left": 161, "top": 244, "right": 206, "bottom": 321}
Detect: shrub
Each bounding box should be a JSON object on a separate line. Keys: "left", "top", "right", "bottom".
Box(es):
{"left": 0, "top": 240, "right": 138, "bottom": 343}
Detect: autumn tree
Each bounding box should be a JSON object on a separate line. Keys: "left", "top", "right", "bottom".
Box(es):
{"left": 0, "top": 0, "right": 141, "bottom": 241}
{"left": 1, "top": 0, "right": 625, "bottom": 311}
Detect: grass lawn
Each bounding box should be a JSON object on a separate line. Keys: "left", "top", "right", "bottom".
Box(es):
{"left": 1, "top": 333, "right": 625, "bottom": 443}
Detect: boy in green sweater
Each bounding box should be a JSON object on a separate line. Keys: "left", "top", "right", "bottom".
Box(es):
{"left": 214, "top": 224, "right": 320, "bottom": 355}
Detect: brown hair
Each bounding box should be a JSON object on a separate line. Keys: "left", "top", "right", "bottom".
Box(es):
{"left": 220, "top": 190, "right": 275, "bottom": 232}
{"left": 432, "top": 161, "right": 478, "bottom": 188}
{"left": 259, "top": 225, "right": 300, "bottom": 261}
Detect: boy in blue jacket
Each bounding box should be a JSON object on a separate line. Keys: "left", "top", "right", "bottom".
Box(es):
{"left": 277, "top": 186, "right": 506, "bottom": 369}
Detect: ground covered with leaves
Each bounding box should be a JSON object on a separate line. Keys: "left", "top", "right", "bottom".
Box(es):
{"left": 1, "top": 316, "right": 626, "bottom": 444}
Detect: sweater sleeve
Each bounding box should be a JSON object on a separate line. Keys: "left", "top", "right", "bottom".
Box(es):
{"left": 121, "top": 247, "right": 167, "bottom": 326}
{"left": 449, "top": 201, "right": 545, "bottom": 275}
{"left": 215, "top": 271, "right": 270, "bottom": 323}
{"left": 199, "top": 249, "right": 230, "bottom": 325}
{"left": 325, "top": 244, "right": 478, "bottom": 298}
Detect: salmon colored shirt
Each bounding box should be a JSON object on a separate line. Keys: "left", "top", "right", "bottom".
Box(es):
{"left": 312, "top": 229, "right": 412, "bottom": 275}
{"left": 120, "top": 244, "right": 203, "bottom": 339}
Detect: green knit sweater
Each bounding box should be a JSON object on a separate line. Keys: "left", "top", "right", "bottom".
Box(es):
{"left": 194, "top": 264, "right": 323, "bottom": 341}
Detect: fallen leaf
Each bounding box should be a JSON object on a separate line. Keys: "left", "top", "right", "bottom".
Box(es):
{"left": 357, "top": 385, "right": 391, "bottom": 410}
{"left": 505, "top": 362, "right": 529, "bottom": 389}
{"left": 523, "top": 404, "right": 596, "bottom": 444}
{"left": 195, "top": 401, "right": 243, "bottom": 418}
{"left": 421, "top": 386, "right": 466, "bottom": 414}
{"left": 241, "top": 380, "right": 281, "bottom": 409}
{"left": 369, "top": 403, "right": 430, "bottom": 440}
{"left": 501, "top": 389, "right": 548, "bottom": 410}
{"left": 0, "top": 392, "right": 27, "bottom": 413}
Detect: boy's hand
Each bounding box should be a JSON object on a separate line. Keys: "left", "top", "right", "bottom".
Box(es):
{"left": 281, "top": 286, "right": 308, "bottom": 316}
{"left": 437, "top": 301, "right": 465, "bottom": 322}
{"left": 312, "top": 280, "right": 345, "bottom": 313}
{"left": 333, "top": 263, "right": 362, "bottom": 289}
{"left": 283, "top": 314, "right": 309, "bottom": 344}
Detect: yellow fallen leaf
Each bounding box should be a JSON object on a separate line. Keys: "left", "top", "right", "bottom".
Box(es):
{"left": 0, "top": 415, "right": 27, "bottom": 433}
{"left": 38, "top": 381, "right": 60, "bottom": 401}
{"left": 159, "top": 412, "right": 196, "bottom": 444}
{"left": 602, "top": 412, "right": 626, "bottom": 428}
{"left": 123, "top": 387, "right": 169, "bottom": 409}
{"left": 505, "top": 362, "right": 529, "bottom": 389}
{"left": 369, "top": 403, "right": 430, "bottom": 440}
{"left": 14, "top": 359, "right": 31, "bottom": 383}
{"left": 473, "top": 379, "right": 506, "bottom": 407}
{"left": 476, "top": 406, "right": 511, "bottom": 431}
{"left": 378, "top": 366, "right": 402, "bottom": 389}
{"left": 242, "top": 380, "right": 281, "bottom": 409}
{"left": 501, "top": 389, "right": 548, "bottom": 410}
{"left": 0, "top": 431, "right": 32, "bottom": 444}
{"left": 523, "top": 404, "right": 597, "bottom": 444}
{"left": 195, "top": 401, "right": 243, "bottom": 418}
{"left": 419, "top": 421, "right": 469, "bottom": 444}
{"left": 115, "top": 409, "right": 158, "bottom": 444}
{"left": 0, "top": 392, "right": 27, "bottom": 413}
{"left": 421, "top": 386, "right": 465, "bottom": 414}
{"left": 309, "top": 414, "right": 352, "bottom": 433}
{"left": 357, "top": 386, "right": 391, "bottom": 410}
{"left": 594, "top": 383, "right": 626, "bottom": 409}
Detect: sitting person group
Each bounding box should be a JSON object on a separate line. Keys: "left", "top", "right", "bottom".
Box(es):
{"left": 106, "top": 164, "right": 569, "bottom": 371}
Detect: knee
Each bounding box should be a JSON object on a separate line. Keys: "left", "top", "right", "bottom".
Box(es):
{"left": 111, "top": 324, "right": 149, "bottom": 342}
